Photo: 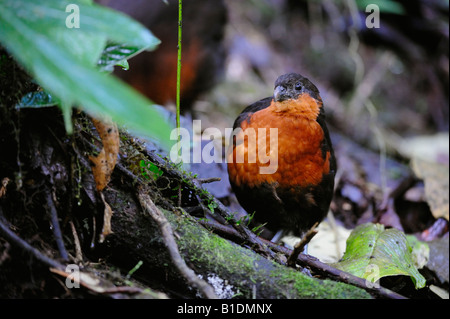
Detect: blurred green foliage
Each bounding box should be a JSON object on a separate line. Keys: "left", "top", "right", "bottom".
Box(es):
{"left": 0, "top": 0, "right": 173, "bottom": 149}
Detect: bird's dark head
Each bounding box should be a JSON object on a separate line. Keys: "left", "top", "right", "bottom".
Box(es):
{"left": 273, "top": 73, "right": 321, "bottom": 102}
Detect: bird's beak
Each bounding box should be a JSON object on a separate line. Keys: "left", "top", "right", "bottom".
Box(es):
{"left": 274, "top": 85, "right": 287, "bottom": 102}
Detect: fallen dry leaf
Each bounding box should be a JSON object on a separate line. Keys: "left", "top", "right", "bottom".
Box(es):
{"left": 88, "top": 117, "right": 119, "bottom": 243}
{"left": 397, "top": 133, "right": 449, "bottom": 164}
{"left": 0, "top": 177, "right": 10, "bottom": 198}
{"left": 99, "top": 192, "right": 113, "bottom": 243}
{"left": 411, "top": 157, "right": 449, "bottom": 220}
{"left": 89, "top": 117, "right": 119, "bottom": 191}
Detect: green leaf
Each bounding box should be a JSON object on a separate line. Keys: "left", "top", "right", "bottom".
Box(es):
{"left": 0, "top": 0, "right": 172, "bottom": 149}
{"left": 332, "top": 223, "right": 426, "bottom": 289}
{"left": 406, "top": 235, "right": 430, "bottom": 270}
{"left": 97, "top": 43, "right": 141, "bottom": 72}
{"left": 3, "top": 0, "right": 160, "bottom": 49}
{"left": 16, "top": 91, "right": 59, "bottom": 108}
{"left": 140, "top": 160, "right": 163, "bottom": 181}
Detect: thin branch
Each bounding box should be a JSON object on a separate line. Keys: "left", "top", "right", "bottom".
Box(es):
{"left": 196, "top": 177, "right": 221, "bottom": 184}
{"left": 287, "top": 222, "right": 319, "bottom": 267}
{"left": 294, "top": 252, "right": 406, "bottom": 299}
{"left": 44, "top": 188, "right": 69, "bottom": 261}
{"left": 196, "top": 217, "right": 246, "bottom": 243}
{"left": 69, "top": 220, "right": 83, "bottom": 263}
{"left": 137, "top": 188, "right": 218, "bottom": 299}
{"left": 0, "top": 207, "right": 63, "bottom": 270}
{"left": 49, "top": 267, "right": 148, "bottom": 296}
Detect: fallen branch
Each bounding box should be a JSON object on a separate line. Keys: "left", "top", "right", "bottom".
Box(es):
{"left": 137, "top": 187, "right": 218, "bottom": 299}
{"left": 196, "top": 177, "right": 222, "bottom": 184}
{"left": 49, "top": 267, "right": 149, "bottom": 296}
{"left": 44, "top": 188, "right": 69, "bottom": 261}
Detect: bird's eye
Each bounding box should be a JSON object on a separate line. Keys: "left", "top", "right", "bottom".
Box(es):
{"left": 295, "top": 82, "right": 302, "bottom": 91}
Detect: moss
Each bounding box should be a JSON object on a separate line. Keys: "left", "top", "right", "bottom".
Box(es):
{"left": 276, "top": 271, "right": 370, "bottom": 299}
{"left": 163, "top": 209, "right": 372, "bottom": 299}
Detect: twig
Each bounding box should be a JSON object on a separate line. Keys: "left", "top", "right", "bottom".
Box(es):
{"left": 287, "top": 222, "right": 319, "bottom": 267}
{"left": 196, "top": 217, "right": 246, "bottom": 243}
{"left": 44, "top": 188, "right": 69, "bottom": 261}
{"left": 261, "top": 237, "right": 405, "bottom": 298}
{"left": 49, "top": 267, "right": 145, "bottom": 296}
{"left": 69, "top": 220, "right": 83, "bottom": 262}
{"left": 177, "top": 182, "right": 182, "bottom": 207}
{"left": 0, "top": 177, "right": 10, "bottom": 198}
{"left": 137, "top": 188, "right": 218, "bottom": 299}
{"left": 295, "top": 253, "right": 406, "bottom": 299}
{"left": 0, "top": 207, "right": 63, "bottom": 270}
{"left": 348, "top": 52, "right": 394, "bottom": 118}
{"left": 90, "top": 215, "right": 96, "bottom": 249}
{"left": 196, "top": 177, "right": 221, "bottom": 184}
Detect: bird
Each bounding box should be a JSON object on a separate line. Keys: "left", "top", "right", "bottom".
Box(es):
{"left": 227, "top": 73, "right": 336, "bottom": 243}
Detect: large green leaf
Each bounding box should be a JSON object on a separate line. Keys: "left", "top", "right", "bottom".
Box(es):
{"left": 332, "top": 223, "right": 426, "bottom": 289}
{"left": 16, "top": 91, "right": 60, "bottom": 108}
{"left": 0, "top": 0, "right": 172, "bottom": 149}
{"left": 97, "top": 43, "right": 141, "bottom": 72}
{"left": 4, "top": 0, "right": 159, "bottom": 49}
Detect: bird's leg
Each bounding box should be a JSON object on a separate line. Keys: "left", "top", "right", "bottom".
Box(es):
{"left": 270, "top": 230, "right": 284, "bottom": 243}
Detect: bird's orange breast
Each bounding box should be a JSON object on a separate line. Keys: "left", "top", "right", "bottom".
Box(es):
{"left": 227, "top": 95, "right": 331, "bottom": 190}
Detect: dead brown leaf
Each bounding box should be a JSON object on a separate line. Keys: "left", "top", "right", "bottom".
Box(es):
{"left": 99, "top": 192, "right": 113, "bottom": 243}
{"left": 0, "top": 177, "right": 10, "bottom": 198}
{"left": 89, "top": 117, "right": 119, "bottom": 191}
{"left": 411, "top": 157, "right": 449, "bottom": 220}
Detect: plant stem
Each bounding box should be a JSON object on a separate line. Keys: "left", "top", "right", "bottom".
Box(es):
{"left": 176, "top": 0, "right": 183, "bottom": 205}
{"left": 176, "top": 0, "right": 182, "bottom": 160}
